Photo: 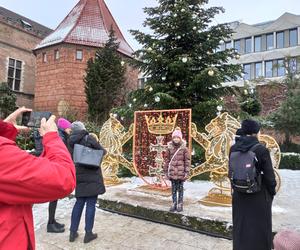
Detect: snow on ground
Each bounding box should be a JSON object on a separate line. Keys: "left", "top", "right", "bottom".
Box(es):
{"left": 32, "top": 169, "right": 300, "bottom": 232}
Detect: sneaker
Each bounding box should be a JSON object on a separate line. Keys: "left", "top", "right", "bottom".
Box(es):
{"left": 54, "top": 220, "right": 65, "bottom": 229}
{"left": 84, "top": 232, "right": 98, "bottom": 243}
{"left": 169, "top": 203, "right": 177, "bottom": 212}
{"left": 47, "top": 223, "right": 65, "bottom": 233}
{"left": 177, "top": 203, "right": 183, "bottom": 212}
{"left": 69, "top": 231, "right": 79, "bottom": 242}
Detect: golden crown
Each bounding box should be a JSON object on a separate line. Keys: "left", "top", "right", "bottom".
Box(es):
{"left": 145, "top": 113, "right": 178, "bottom": 135}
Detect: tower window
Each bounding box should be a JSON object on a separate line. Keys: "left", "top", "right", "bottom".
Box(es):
{"left": 76, "top": 50, "right": 83, "bottom": 61}
{"left": 42, "top": 53, "right": 47, "bottom": 63}
{"left": 54, "top": 50, "right": 60, "bottom": 60}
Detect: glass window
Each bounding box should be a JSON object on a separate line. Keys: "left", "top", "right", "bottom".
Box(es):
{"left": 54, "top": 50, "right": 60, "bottom": 60}
{"left": 289, "top": 58, "right": 297, "bottom": 74}
{"left": 225, "top": 41, "right": 232, "bottom": 49}
{"left": 220, "top": 43, "right": 225, "bottom": 51}
{"left": 277, "top": 59, "right": 285, "bottom": 76}
{"left": 245, "top": 37, "right": 252, "bottom": 53}
{"left": 15, "top": 69, "right": 21, "bottom": 79}
{"left": 7, "top": 58, "right": 22, "bottom": 91}
{"left": 276, "top": 32, "right": 284, "bottom": 49}
{"left": 76, "top": 50, "right": 83, "bottom": 60}
{"left": 266, "top": 33, "right": 274, "bottom": 50}
{"left": 234, "top": 40, "right": 241, "bottom": 53}
{"left": 8, "top": 67, "right": 14, "bottom": 78}
{"left": 254, "top": 36, "right": 261, "bottom": 52}
{"left": 138, "top": 78, "right": 145, "bottom": 89}
{"left": 265, "top": 61, "right": 273, "bottom": 78}
{"left": 289, "top": 29, "right": 298, "bottom": 47}
{"left": 16, "top": 60, "right": 22, "bottom": 69}
{"left": 255, "top": 62, "right": 263, "bottom": 78}
{"left": 42, "top": 53, "right": 47, "bottom": 63}
{"left": 243, "top": 64, "right": 251, "bottom": 80}
{"left": 9, "top": 58, "right": 15, "bottom": 67}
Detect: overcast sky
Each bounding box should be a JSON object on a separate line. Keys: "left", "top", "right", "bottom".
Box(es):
{"left": 0, "top": 0, "right": 299, "bottom": 50}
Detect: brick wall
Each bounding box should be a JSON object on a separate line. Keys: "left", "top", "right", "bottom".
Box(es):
{"left": 35, "top": 44, "right": 138, "bottom": 119}
{"left": 224, "top": 83, "right": 288, "bottom": 116}
{"left": 0, "top": 22, "right": 43, "bottom": 108}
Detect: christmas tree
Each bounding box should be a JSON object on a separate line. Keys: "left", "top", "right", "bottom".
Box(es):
{"left": 117, "top": 0, "right": 241, "bottom": 127}
{"left": 85, "top": 29, "right": 126, "bottom": 124}
{"left": 271, "top": 59, "right": 300, "bottom": 144}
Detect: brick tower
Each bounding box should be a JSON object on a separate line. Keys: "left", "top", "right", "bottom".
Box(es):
{"left": 33, "top": 0, "right": 138, "bottom": 118}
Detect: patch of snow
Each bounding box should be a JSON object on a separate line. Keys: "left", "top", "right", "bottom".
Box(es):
{"left": 35, "top": 3, "right": 85, "bottom": 49}
{"left": 33, "top": 198, "right": 75, "bottom": 231}
{"left": 282, "top": 152, "right": 300, "bottom": 157}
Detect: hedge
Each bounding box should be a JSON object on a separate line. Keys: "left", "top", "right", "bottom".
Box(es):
{"left": 280, "top": 153, "right": 300, "bottom": 170}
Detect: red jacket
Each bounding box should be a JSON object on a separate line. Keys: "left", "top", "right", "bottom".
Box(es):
{"left": 0, "top": 121, "right": 76, "bottom": 250}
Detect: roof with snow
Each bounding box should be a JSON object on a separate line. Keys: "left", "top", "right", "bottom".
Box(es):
{"left": 0, "top": 6, "right": 52, "bottom": 38}
{"left": 34, "top": 0, "right": 134, "bottom": 57}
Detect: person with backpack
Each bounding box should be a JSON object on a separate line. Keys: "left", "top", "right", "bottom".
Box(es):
{"left": 68, "top": 121, "right": 106, "bottom": 244}
{"left": 228, "top": 119, "right": 277, "bottom": 250}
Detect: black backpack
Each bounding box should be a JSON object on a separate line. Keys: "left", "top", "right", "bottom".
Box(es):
{"left": 229, "top": 144, "right": 262, "bottom": 194}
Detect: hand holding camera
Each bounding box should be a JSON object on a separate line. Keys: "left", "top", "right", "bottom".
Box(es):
{"left": 39, "top": 115, "right": 58, "bottom": 136}
{"left": 4, "top": 107, "right": 56, "bottom": 136}
{"left": 4, "top": 106, "right": 32, "bottom": 132}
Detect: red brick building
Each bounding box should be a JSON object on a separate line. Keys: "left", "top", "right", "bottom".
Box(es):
{"left": 0, "top": 7, "right": 52, "bottom": 109}
{"left": 34, "top": 0, "right": 138, "bottom": 119}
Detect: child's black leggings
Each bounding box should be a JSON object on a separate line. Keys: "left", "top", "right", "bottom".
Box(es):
{"left": 171, "top": 180, "right": 184, "bottom": 204}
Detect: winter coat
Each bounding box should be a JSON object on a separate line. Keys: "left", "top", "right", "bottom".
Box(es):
{"left": 229, "top": 135, "right": 277, "bottom": 250}
{"left": 0, "top": 120, "right": 76, "bottom": 250}
{"left": 164, "top": 140, "right": 191, "bottom": 181}
{"left": 33, "top": 128, "right": 69, "bottom": 157}
{"left": 68, "top": 130, "right": 106, "bottom": 198}
{"left": 58, "top": 127, "right": 69, "bottom": 146}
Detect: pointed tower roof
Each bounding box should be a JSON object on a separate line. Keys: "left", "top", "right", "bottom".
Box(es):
{"left": 35, "top": 0, "right": 134, "bottom": 57}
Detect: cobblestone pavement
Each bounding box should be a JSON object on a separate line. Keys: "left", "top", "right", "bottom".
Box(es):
{"left": 35, "top": 202, "right": 232, "bottom": 250}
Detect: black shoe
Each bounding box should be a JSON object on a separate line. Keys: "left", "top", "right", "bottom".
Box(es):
{"left": 84, "top": 232, "right": 98, "bottom": 243}
{"left": 177, "top": 203, "right": 183, "bottom": 212}
{"left": 169, "top": 203, "right": 177, "bottom": 212}
{"left": 47, "top": 223, "right": 65, "bottom": 233}
{"left": 54, "top": 220, "right": 65, "bottom": 229}
{"left": 69, "top": 231, "right": 79, "bottom": 242}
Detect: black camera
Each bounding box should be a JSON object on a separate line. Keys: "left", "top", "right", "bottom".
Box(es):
{"left": 21, "top": 111, "right": 52, "bottom": 128}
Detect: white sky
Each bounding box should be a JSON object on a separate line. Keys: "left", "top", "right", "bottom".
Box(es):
{"left": 0, "top": 0, "right": 299, "bottom": 50}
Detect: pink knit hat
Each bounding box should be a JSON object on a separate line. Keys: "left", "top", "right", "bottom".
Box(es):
{"left": 274, "top": 230, "right": 300, "bottom": 250}
{"left": 172, "top": 127, "right": 183, "bottom": 139}
{"left": 57, "top": 118, "right": 72, "bottom": 130}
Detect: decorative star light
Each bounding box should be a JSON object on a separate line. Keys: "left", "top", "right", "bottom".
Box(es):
{"left": 182, "top": 57, "right": 188, "bottom": 63}
{"left": 208, "top": 69, "right": 214, "bottom": 76}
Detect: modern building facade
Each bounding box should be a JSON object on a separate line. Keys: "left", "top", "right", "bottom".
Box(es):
{"left": 224, "top": 12, "right": 300, "bottom": 86}
{"left": 0, "top": 6, "right": 52, "bottom": 108}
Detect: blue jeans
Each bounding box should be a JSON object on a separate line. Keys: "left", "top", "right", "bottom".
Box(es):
{"left": 70, "top": 196, "right": 97, "bottom": 233}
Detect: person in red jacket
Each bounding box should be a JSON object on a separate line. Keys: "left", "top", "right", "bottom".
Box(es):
{"left": 0, "top": 107, "right": 76, "bottom": 250}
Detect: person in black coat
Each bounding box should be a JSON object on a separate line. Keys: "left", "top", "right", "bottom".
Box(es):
{"left": 68, "top": 121, "right": 106, "bottom": 244}
{"left": 33, "top": 118, "right": 72, "bottom": 233}
{"left": 229, "top": 119, "right": 277, "bottom": 250}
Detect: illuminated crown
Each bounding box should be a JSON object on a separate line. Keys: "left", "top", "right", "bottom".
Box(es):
{"left": 145, "top": 113, "right": 178, "bottom": 135}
